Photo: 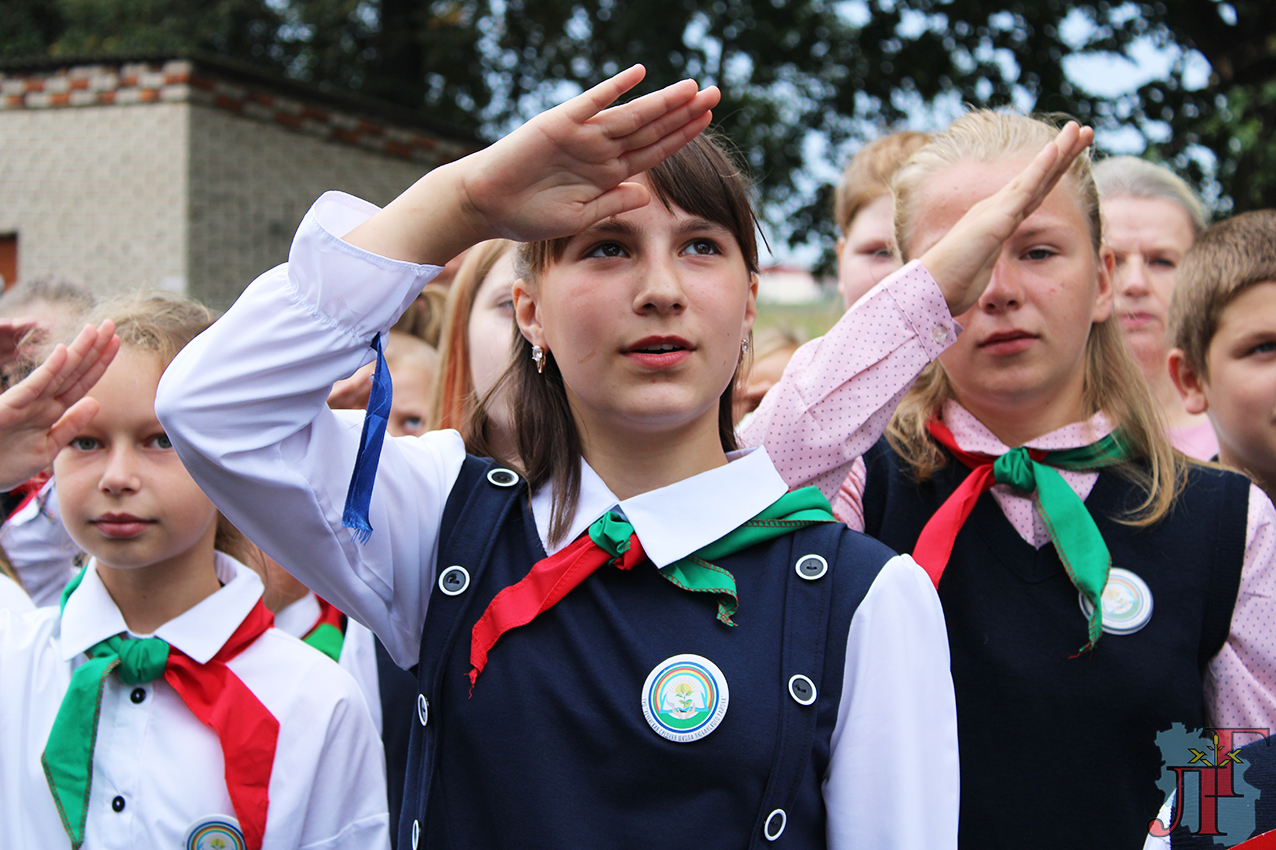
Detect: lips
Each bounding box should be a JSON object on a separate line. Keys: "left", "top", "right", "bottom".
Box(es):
{"left": 91, "top": 513, "right": 155, "bottom": 539}
{"left": 978, "top": 329, "right": 1038, "bottom": 355}
{"left": 625, "top": 336, "right": 694, "bottom": 369}
{"left": 1119, "top": 311, "right": 1158, "bottom": 332}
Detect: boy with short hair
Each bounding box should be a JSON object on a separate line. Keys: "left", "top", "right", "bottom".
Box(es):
{"left": 1168, "top": 209, "right": 1276, "bottom": 499}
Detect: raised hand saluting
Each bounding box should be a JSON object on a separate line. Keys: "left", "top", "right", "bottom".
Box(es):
{"left": 0, "top": 321, "right": 119, "bottom": 491}
{"left": 343, "top": 65, "right": 721, "bottom": 266}
{"left": 919, "top": 121, "right": 1095, "bottom": 317}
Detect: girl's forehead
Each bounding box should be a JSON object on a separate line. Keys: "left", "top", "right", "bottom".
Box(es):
{"left": 911, "top": 158, "right": 1088, "bottom": 246}
{"left": 85, "top": 345, "right": 163, "bottom": 410}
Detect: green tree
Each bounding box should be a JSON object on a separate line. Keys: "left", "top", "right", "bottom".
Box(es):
{"left": 4, "top": 1, "right": 1275, "bottom": 262}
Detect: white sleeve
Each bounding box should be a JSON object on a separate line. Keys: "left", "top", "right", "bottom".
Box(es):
{"left": 0, "top": 480, "right": 79, "bottom": 607}
{"left": 0, "top": 574, "right": 34, "bottom": 614}
{"left": 825, "top": 554, "right": 959, "bottom": 850}
{"left": 156, "top": 192, "right": 465, "bottom": 668}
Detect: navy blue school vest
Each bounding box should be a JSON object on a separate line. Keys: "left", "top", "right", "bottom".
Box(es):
{"left": 397, "top": 456, "right": 902, "bottom": 849}
{"left": 861, "top": 438, "right": 1248, "bottom": 850}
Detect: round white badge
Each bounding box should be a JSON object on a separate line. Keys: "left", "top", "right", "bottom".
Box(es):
{"left": 1078, "top": 567, "right": 1154, "bottom": 635}
{"left": 184, "top": 815, "right": 245, "bottom": 850}
{"left": 641, "top": 654, "right": 729, "bottom": 743}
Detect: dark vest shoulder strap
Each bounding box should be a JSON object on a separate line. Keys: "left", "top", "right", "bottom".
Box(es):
{"left": 1195, "top": 466, "right": 1251, "bottom": 671}
{"left": 747, "top": 520, "right": 894, "bottom": 846}
{"left": 860, "top": 437, "right": 894, "bottom": 537}
{"left": 399, "top": 455, "right": 527, "bottom": 848}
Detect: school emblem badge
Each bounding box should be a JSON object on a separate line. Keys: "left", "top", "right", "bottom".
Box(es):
{"left": 1078, "top": 567, "right": 1154, "bottom": 635}
{"left": 641, "top": 654, "right": 729, "bottom": 743}
{"left": 184, "top": 815, "right": 246, "bottom": 850}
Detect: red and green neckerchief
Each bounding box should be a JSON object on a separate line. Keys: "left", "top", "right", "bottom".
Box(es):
{"left": 302, "top": 597, "right": 346, "bottom": 662}
{"left": 913, "top": 419, "right": 1132, "bottom": 654}
{"left": 468, "top": 486, "right": 838, "bottom": 689}
{"left": 42, "top": 569, "right": 280, "bottom": 850}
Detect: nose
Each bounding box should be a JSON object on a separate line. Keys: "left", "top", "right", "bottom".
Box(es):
{"left": 1116, "top": 254, "right": 1149, "bottom": 297}
{"left": 633, "top": 253, "right": 687, "bottom": 315}
{"left": 99, "top": 445, "right": 141, "bottom": 495}
{"left": 978, "top": 258, "right": 1024, "bottom": 314}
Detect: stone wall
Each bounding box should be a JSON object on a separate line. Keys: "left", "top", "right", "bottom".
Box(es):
{"left": 0, "top": 100, "right": 189, "bottom": 296}
{"left": 187, "top": 102, "right": 427, "bottom": 308}
{"left": 0, "top": 57, "right": 473, "bottom": 308}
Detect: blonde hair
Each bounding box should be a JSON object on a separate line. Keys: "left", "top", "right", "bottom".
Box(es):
{"left": 88, "top": 293, "right": 251, "bottom": 560}
{"left": 834, "top": 131, "right": 931, "bottom": 234}
{"left": 886, "top": 110, "right": 1185, "bottom": 525}
{"left": 1172, "top": 210, "right": 1276, "bottom": 379}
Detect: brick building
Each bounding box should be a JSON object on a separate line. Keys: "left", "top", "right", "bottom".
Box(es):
{"left": 0, "top": 53, "right": 478, "bottom": 308}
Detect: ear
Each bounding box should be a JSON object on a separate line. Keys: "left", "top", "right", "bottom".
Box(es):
{"left": 1091, "top": 244, "right": 1115, "bottom": 323}
{"left": 512, "top": 278, "right": 545, "bottom": 349}
{"left": 1168, "top": 347, "right": 1210, "bottom": 414}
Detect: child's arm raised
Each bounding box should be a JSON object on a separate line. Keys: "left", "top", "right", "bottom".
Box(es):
{"left": 741, "top": 123, "right": 1093, "bottom": 504}
{"left": 920, "top": 121, "right": 1094, "bottom": 316}
{"left": 342, "top": 65, "right": 720, "bottom": 265}
{"left": 157, "top": 70, "right": 718, "bottom": 667}
{"left": 0, "top": 322, "right": 118, "bottom": 491}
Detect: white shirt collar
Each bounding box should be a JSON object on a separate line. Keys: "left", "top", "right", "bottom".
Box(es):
{"left": 59, "top": 552, "right": 266, "bottom": 664}
{"left": 941, "top": 400, "right": 1115, "bottom": 454}
{"left": 273, "top": 591, "right": 321, "bottom": 639}
{"left": 529, "top": 445, "right": 789, "bottom": 568}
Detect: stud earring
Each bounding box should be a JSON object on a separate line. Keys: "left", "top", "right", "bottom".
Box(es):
{"left": 740, "top": 337, "right": 750, "bottom": 356}
{"left": 532, "top": 344, "right": 545, "bottom": 374}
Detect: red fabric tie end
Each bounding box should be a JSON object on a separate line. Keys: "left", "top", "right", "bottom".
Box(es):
{"left": 467, "top": 531, "right": 646, "bottom": 692}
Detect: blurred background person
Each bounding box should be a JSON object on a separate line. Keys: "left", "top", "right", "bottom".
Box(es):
{"left": 1096, "top": 155, "right": 1213, "bottom": 458}
{"left": 833, "top": 131, "right": 930, "bottom": 309}
{"left": 430, "top": 239, "right": 519, "bottom": 460}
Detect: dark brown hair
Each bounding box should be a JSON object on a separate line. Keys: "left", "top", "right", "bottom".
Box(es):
{"left": 473, "top": 132, "right": 761, "bottom": 543}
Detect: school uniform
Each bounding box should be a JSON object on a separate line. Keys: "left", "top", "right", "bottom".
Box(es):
{"left": 0, "top": 552, "right": 391, "bottom": 850}
{"left": 273, "top": 590, "right": 383, "bottom": 732}
{"left": 0, "top": 571, "right": 33, "bottom": 612}
{"left": 0, "top": 478, "right": 79, "bottom": 606}
{"left": 154, "top": 191, "right": 961, "bottom": 849}
{"left": 741, "top": 262, "right": 1276, "bottom": 849}
{"left": 274, "top": 589, "right": 420, "bottom": 848}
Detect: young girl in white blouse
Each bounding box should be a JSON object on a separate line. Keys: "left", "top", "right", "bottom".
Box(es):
{"left": 154, "top": 69, "right": 1080, "bottom": 848}
{"left": 0, "top": 296, "right": 389, "bottom": 850}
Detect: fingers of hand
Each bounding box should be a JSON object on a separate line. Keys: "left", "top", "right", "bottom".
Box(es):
{"left": 60, "top": 334, "right": 119, "bottom": 402}
{"left": 595, "top": 78, "right": 707, "bottom": 141}
{"left": 566, "top": 64, "right": 648, "bottom": 123}
{"left": 579, "top": 182, "right": 654, "bottom": 226}
{"left": 618, "top": 109, "right": 715, "bottom": 177}
{"left": 48, "top": 398, "right": 99, "bottom": 454}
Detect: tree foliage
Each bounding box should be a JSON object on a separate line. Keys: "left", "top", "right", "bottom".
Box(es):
{"left": 3, "top": 0, "right": 1274, "bottom": 265}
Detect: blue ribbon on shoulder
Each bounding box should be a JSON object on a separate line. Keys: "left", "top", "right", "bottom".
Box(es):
{"left": 342, "top": 334, "right": 392, "bottom": 543}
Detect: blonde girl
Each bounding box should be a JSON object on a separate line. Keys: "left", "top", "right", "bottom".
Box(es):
{"left": 742, "top": 111, "right": 1276, "bottom": 849}
{"left": 156, "top": 69, "right": 966, "bottom": 848}
{"left": 0, "top": 295, "right": 389, "bottom": 850}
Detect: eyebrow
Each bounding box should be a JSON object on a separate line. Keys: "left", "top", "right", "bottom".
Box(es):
{"left": 1014, "top": 221, "right": 1072, "bottom": 242}
{"left": 576, "top": 216, "right": 732, "bottom": 241}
